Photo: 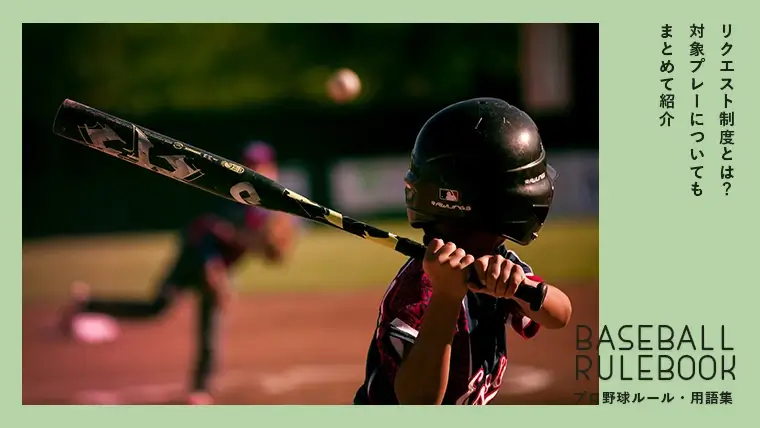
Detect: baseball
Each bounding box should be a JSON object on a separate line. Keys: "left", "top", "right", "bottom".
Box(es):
{"left": 326, "top": 68, "right": 362, "bottom": 103}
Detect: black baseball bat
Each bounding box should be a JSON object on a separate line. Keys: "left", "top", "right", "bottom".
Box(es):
{"left": 51, "top": 99, "right": 547, "bottom": 311}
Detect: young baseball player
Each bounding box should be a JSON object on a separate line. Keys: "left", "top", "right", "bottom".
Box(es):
{"left": 61, "top": 141, "right": 298, "bottom": 405}
{"left": 353, "top": 98, "right": 573, "bottom": 405}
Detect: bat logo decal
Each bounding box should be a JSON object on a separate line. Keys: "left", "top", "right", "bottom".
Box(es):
{"left": 78, "top": 123, "right": 203, "bottom": 182}
{"left": 222, "top": 161, "right": 245, "bottom": 174}
{"left": 230, "top": 182, "right": 261, "bottom": 206}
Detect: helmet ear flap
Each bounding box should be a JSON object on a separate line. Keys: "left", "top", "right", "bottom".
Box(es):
{"left": 404, "top": 182, "right": 415, "bottom": 206}
{"left": 404, "top": 169, "right": 419, "bottom": 203}
{"left": 404, "top": 170, "right": 426, "bottom": 228}
{"left": 532, "top": 205, "right": 551, "bottom": 226}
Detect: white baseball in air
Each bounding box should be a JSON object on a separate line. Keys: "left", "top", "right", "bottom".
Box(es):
{"left": 326, "top": 68, "right": 362, "bottom": 103}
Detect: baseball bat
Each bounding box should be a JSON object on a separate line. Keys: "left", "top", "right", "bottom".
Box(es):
{"left": 51, "top": 99, "right": 547, "bottom": 311}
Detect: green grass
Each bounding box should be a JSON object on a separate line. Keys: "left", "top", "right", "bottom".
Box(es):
{"left": 22, "top": 219, "right": 598, "bottom": 302}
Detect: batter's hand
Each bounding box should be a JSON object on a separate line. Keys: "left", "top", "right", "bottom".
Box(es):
{"left": 468, "top": 255, "right": 525, "bottom": 299}
{"left": 423, "top": 239, "right": 475, "bottom": 301}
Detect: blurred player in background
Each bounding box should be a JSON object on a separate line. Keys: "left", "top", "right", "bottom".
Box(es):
{"left": 353, "top": 98, "right": 573, "bottom": 405}
{"left": 60, "top": 141, "right": 298, "bottom": 405}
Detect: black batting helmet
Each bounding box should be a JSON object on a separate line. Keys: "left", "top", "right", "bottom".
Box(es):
{"left": 404, "top": 97, "right": 557, "bottom": 246}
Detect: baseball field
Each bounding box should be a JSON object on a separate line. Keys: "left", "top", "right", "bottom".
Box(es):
{"left": 22, "top": 219, "right": 599, "bottom": 405}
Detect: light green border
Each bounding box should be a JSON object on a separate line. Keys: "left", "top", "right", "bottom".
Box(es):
{"left": 14, "top": 4, "right": 755, "bottom": 425}
{"left": 596, "top": 14, "right": 754, "bottom": 416}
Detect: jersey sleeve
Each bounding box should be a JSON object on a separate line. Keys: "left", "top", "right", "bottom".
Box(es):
{"left": 504, "top": 249, "right": 542, "bottom": 339}
{"left": 374, "top": 260, "right": 433, "bottom": 376}
{"left": 244, "top": 207, "right": 269, "bottom": 230}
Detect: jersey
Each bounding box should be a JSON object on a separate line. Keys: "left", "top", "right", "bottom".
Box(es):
{"left": 162, "top": 201, "right": 273, "bottom": 287}
{"left": 353, "top": 245, "right": 542, "bottom": 405}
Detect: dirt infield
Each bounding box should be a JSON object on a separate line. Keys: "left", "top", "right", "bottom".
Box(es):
{"left": 22, "top": 285, "right": 598, "bottom": 405}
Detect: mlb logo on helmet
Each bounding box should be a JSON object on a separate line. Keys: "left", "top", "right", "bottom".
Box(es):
{"left": 433, "top": 188, "right": 471, "bottom": 211}
{"left": 438, "top": 188, "right": 460, "bottom": 202}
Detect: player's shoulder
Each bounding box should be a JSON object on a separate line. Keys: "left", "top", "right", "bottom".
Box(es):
{"left": 376, "top": 258, "right": 433, "bottom": 339}
{"left": 391, "top": 258, "right": 431, "bottom": 295}
{"left": 496, "top": 245, "right": 534, "bottom": 275}
{"left": 380, "top": 258, "right": 431, "bottom": 313}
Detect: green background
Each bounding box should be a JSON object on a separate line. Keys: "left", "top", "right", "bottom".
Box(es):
{"left": 10, "top": 0, "right": 756, "bottom": 425}
{"left": 598, "top": 14, "right": 754, "bottom": 410}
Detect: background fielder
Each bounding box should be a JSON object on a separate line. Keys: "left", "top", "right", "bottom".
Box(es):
{"left": 61, "top": 141, "right": 298, "bottom": 404}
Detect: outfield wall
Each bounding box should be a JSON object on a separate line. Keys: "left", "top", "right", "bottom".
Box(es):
{"left": 24, "top": 143, "right": 597, "bottom": 239}
{"left": 324, "top": 150, "right": 599, "bottom": 220}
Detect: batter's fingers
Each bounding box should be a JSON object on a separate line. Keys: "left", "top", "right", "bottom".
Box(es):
{"left": 425, "top": 238, "right": 445, "bottom": 261}
{"left": 436, "top": 242, "right": 459, "bottom": 264}
{"left": 473, "top": 256, "right": 490, "bottom": 284}
{"left": 506, "top": 264, "right": 525, "bottom": 298}
{"left": 496, "top": 260, "right": 513, "bottom": 297}
{"left": 448, "top": 248, "right": 468, "bottom": 268}
{"left": 459, "top": 254, "right": 476, "bottom": 269}
{"left": 486, "top": 255, "right": 505, "bottom": 291}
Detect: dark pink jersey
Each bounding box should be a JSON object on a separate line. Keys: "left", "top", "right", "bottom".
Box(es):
{"left": 160, "top": 202, "right": 280, "bottom": 287}
{"left": 353, "top": 246, "right": 541, "bottom": 405}
{"left": 185, "top": 202, "right": 272, "bottom": 267}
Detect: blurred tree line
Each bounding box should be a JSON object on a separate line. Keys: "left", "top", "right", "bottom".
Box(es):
{"left": 25, "top": 24, "right": 529, "bottom": 115}
{"left": 23, "top": 23, "right": 598, "bottom": 238}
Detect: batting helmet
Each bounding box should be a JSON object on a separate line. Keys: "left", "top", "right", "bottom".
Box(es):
{"left": 404, "top": 97, "right": 557, "bottom": 246}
